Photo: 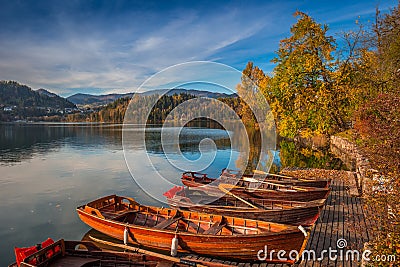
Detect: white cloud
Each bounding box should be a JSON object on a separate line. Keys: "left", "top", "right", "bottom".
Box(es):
{"left": 0, "top": 2, "right": 279, "bottom": 96}
{"left": 2, "top": 0, "right": 391, "bottom": 96}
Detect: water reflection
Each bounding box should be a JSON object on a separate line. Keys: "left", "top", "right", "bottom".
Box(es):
{"left": 0, "top": 124, "right": 150, "bottom": 266}
{"left": 143, "top": 127, "right": 231, "bottom": 155}
{"left": 0, "top": 123, "right": 234, "bottom": 164}
{"left": 279, "top": 139, "right": 347, "bottom": 170}
{"left": 0, "top": 123, "right": 344, "bottom": 266}
{"left": 0, "top": 123, "right": 244, "bottom": 265}
{"left": 0, "top": 123, "right": 124, "bottom": 164}
{"left": 0, "top": 123, "right": 344, "bottom": 171}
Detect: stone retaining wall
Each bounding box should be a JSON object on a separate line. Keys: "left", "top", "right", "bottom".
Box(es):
{"left": 330, "top": 135, "right": 372, "bottom": 196}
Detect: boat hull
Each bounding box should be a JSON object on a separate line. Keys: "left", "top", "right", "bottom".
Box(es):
{"left": 77, "top": 195, "right": 310, "bottom": 263}
{"left": 10, "top": 239, "right": 168, "bottom": 267}
{"left": 182, "top": 179, "right": 330, "bottom": 202}
{"left": 182, "top": 171, "right": 331, "bottom": 189}
{"left": 167, "top": 197, "right": 323, "bottom": 226}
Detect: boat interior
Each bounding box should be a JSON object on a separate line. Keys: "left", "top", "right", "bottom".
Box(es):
{"left": 82, "top": 195, "right": 293, "bottom": 236}
{"left": 17, "top": 239, "right": 162, "bottom": 267}
{"left": 172, "top": 192, "right": 325, "bottom": 210}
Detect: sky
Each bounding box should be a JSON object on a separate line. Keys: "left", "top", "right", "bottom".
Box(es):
{"left": 0, "top": 0, "right": 397, "bottom": 97}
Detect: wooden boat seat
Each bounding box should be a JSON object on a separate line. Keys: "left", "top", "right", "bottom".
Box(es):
{"left": 102, "top": 210, "right": 139, "bottom": 222}
{"left": 203, "top": 221, "right": 226, "bottom": 235}
{"left": 47, "top": 256, "right": 100, "bottom": 267}
{"left": 154, "top": 216, "right": 182, "bottom": 229}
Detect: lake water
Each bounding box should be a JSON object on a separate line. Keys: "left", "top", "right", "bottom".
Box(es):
{"left": 0, "top": 123, "right": 345, "bottom": 265}
{"left": 0, "top": 123, "right": 244, "bottom": 265}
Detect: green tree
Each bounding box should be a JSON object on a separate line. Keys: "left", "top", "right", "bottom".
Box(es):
{"left": 270, "top": 11, "right": 347, "bottom": 138}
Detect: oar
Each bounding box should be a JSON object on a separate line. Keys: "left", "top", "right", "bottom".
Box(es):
{"left": 241, "top": 176, "right": 308, "bottom": 192}
{"left": 217, "top": 184, "right": 258, "bottom": 209}
{"left": 252, "top": 169, "right": 314, "bottom": 182}
{"left": 89, "top": 235, "right": 228, "bottom": 267}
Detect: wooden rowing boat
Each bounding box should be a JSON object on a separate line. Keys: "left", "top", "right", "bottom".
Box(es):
{"left": 9, "top": 239, "right": 180, "bottom": 267}
{"left": 77, "top": 194, "right": 310, "bottom": 263}
{"left": 182, "top": 170, "right": 330, "bottom": 189}
{"left": 182, "top": 172, "right": 331, "bottom": 202}
{"left": 164, "top": 186, "right": 324, "bottom": 226}
{"left": 223, "top": 169, "right": 331, "bottom": 188}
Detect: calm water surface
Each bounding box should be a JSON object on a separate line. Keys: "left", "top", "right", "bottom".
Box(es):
{"left": 0, "top": 123, "right": 242, "bottom": 265}
{"left": 0, "top": 123, "right": 344, "bottom": 265}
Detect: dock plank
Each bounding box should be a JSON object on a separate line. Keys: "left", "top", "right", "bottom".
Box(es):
{"left": 292, "top": 179, "right": 369, "bottom": 267}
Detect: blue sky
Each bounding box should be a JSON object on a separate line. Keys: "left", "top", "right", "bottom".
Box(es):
{"left": 0, "top": 0, "right": 397, "bottom": 97}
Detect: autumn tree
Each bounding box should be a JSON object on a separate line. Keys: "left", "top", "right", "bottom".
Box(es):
{"left": 364, "top": 5, "right": 400, "bottom": 94}
{"left": 269, "top": 11, "right": 351, "bottom": 138}
{"left": 236, "top": 62, "right": 269, "bottom": 127}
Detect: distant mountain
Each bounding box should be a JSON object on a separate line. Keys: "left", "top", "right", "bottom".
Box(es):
{"left": 67, "top": 92, "right": 132, "bottom": 106}
{"left": 67, "top": 89, "right": 237, "bottom": 106}
{"left": 0, "top": 81, "right": 75, "bottom": 109}
{"left": 0, "top": 81, "right": 76, "bottom": 121}
{"left": 139, "top": 89, "right": 236, "bottom": 99}
{"left": 36, "top": 88, "right": 58, "bottom": 98}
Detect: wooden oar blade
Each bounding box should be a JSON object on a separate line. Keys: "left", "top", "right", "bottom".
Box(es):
{"left": 217, "top": 184, "right": 259, "bottom": 209}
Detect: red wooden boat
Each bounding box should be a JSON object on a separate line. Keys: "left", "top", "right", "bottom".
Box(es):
{"left": 11, "top": 238, "right": 58, "bottom": 267}
{"left": 182, "top": 172, "right": 331, "bottom": 202}
{"left": 164, "top": 186, "right": 324, "bottom": 226}
{"left": 9, "top": 239, "right": 177, "bottom": 267}
{"left": 77, "top": 194, "right": 310, "bottom": 263}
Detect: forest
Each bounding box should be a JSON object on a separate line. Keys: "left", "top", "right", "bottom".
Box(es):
{"left": 66, "top": 93, "right": 197, "bottom": 123}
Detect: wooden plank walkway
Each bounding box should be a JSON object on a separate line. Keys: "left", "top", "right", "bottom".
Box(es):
{"left": 291, "top": 179, "right": 371, "bottom": 267}
{"left": 182, "top": 179, "right": 371, "bottom": 266}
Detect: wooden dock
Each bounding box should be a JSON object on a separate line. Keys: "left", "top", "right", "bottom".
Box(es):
{"left": 292, "top": 178, "right": 371, "bottom": 267}
{"left": 85, "top": 176, "right": 371, "bottom": 267}
{"left": 182, "top": 178, "right": 371, "bottom": 267}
